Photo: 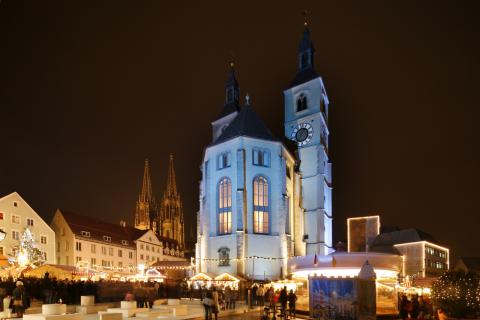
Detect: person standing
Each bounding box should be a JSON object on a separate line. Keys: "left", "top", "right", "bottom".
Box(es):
{"left": 251, "top": 284, "right": 258, "bottom": 306}
{"left": 288, "top": 290, "right": 297, "bottom": 318}
{"left": 411, "top": 295, "right": 420, "bottom": 319}
{"left": 42, "top": 272, "right": 53, "bottom": 304}
{"left": 203, "top": 291, "right": 213, "bottom": 320}
{"left": 12, "top": 281, "right": 27, "bottom": 318}
{"left": 211, "top": 287, "right": 220, "bottom": 320}
{"left": 279, "top": 287, "right": 288, "bottom": 315}
{"left": 224, "top": 286, "right": 231, "bottom": 310}
{"left": 257, "top": 285, "right": 265, "bottom": 307}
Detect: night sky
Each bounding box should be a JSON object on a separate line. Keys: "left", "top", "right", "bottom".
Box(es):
{"left": 1, "top": 1, "right": 479, "bottom": 261}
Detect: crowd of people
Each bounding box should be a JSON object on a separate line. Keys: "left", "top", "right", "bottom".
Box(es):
{"left": 399, "top": 294, "right": 436, "bottom": 320}
{"left": 0, "top": 273, "right": 175, "bottom": 316}
{"left": 251, "top": 284, "right": 297, "bottom": 318}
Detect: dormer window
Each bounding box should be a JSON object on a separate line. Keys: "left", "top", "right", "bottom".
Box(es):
{"left": 81, "top": 231, "right": 90, "bottom": 238}
{"left": 296, "top": 94, "right": 307, "bottom": 112}
{"left": 103, "top": 236, "right": 111, "bottom": 242}
{"left": 121, "top": 240, "right": 129, "bottom": 245}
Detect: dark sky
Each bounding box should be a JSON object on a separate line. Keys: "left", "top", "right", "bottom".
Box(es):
{"left": 1, "top": 1, "right": 479, "bottom": 261}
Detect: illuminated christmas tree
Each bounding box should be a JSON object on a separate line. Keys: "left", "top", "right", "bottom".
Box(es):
{"left": 432, "top": 270, "right": 479, "bottom": 318}
{"left": 9, "top": 228, "right": 46, "bottom": 267}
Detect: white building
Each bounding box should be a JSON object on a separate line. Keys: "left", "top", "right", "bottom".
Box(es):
{"left": 51, "top": 209, "right": 185, "bottom": 274}
{"left": 0, "top": 192, "right": 56, "bottom": 264}
{"left": 195, "top": 25, "right": 332, "bottom": 280}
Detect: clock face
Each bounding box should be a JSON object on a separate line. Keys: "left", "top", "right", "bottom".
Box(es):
{"left": 291, "top": 123, "right": 313, "bottom": 146}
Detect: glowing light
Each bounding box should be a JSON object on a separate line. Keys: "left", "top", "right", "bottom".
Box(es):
{"left": 292, "top": 267, "right": 397, "bottom": 280}
{"left": 17, "top": 250, "right": 29, "bottom": 267}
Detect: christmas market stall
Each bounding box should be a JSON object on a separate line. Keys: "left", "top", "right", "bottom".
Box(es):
{"left": 213, "top": 273, "right": 245, "bottom": 290}
{"left": 188, "top": 272, "right": 216, "bottom": 289}
{"left": 289, "top": 252, "right": 403, "bottom": 316}
{"left": 24, "top": 264, "right": 78, "bottom": 280}
{"left": 151, "top": 260, "right": 194, "bottom": 280}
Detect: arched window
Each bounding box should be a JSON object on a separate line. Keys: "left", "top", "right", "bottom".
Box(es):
{"left": 253, "top": 176, "right": 269, "bottom": 234}
{"left": 218, "top": 177, "right": 232, "bottom": 234}
{"left": 296, "top": 94, "right": 307, "bottom": 112}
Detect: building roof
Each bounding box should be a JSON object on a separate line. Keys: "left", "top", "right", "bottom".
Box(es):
{"left": 456, "top": 257, "right": 480, "bottom": 273}
{"left": 58, "top": 210, "right": 179, "bottom": 249}
{"left": 371, "top": 228, "right": 437, "bottom": 247}
{"left": 288, "top": 66, "right": 320, "bottom": 89}
{"left": 212, "top": 104, "right": 279, "bottom": 145}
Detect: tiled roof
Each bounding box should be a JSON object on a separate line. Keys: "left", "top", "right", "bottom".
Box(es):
{"left": 371, "top": 228, "right": 437, "bottom": 248}
{"left": 212, "top": 104, "right": 278, "bottom": 145}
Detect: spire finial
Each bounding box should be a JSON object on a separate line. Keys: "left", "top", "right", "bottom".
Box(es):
{"left": 245, "top": 93, "right": 250, "bottom": 105}
{"left": 302, "top": 9, "right": 309, "bottom": 27}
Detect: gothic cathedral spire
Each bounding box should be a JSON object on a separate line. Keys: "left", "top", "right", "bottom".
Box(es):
{"left": 135, "top": 159, "right": 158, "bottom": 231}
{"left": 159, "top": 154, "right": 185, "bottom": 249}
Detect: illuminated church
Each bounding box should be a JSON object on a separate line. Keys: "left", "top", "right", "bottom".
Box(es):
{"left": 195, "top": 24, "right": 332, "bottom": 280}
{"left": 134, "top": 155, "right": 185, "bottom": 250}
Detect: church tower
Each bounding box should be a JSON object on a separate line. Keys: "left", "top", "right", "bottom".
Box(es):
{"left": 135, "top": 159, "right": 158, "bottom": 231}
{"left": 211, "top": 63, "right": 241, "bottom": 142}
{"left": 283, "top": 23, "right": 333, "bottom": 256}
{"left": 158, "top": 154, "right": 185, "bottom": 249}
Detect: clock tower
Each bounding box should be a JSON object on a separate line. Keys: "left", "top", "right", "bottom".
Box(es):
{"left": 284, "top": 24, "right": 332, "bottom": 256}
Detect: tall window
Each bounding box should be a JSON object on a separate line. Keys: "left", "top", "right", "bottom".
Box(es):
{"left": 253, "top": 176, "right": 269, "bottom": 234}
{"left": 218, "top": 177, "right": 232, "bottom": 234}
{"left": 253, "top": 149, "right": 270, "bottom": 167}
{"left": 296, "top": 93, "right": 307, "bottom": 112}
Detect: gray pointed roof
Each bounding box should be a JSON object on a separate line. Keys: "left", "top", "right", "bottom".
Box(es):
{"left": 371, "top": 228, "right": 436, "bottom": 247}
{"left": 212, "top": 104, "right": 278, "bottom": 145}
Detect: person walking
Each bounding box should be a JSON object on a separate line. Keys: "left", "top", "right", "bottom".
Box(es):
{"left": 288, "top": 290, "right": 297, "bottom": 318}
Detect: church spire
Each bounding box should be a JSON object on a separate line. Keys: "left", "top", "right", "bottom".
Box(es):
{"left": 135, "top": 158, "right": 157, "bottom": 230}
{"left": 139, "top": 159, "right": 153, "bottom": 203}
{"left": 225, "top": 61, "right": 240, "bottom": 106}
{"left": 159, "top": 153, "right": 185, "bottom": 249}
{"left": 165, "top": 153, "right": 178, "bottom": 198}
{"left": 298, "top": 18, "right": 315, "bottom": 71}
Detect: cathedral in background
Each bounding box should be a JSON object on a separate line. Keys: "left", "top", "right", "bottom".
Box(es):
{"left": 134, "top": 155, "right": 185, "bottom": 250}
